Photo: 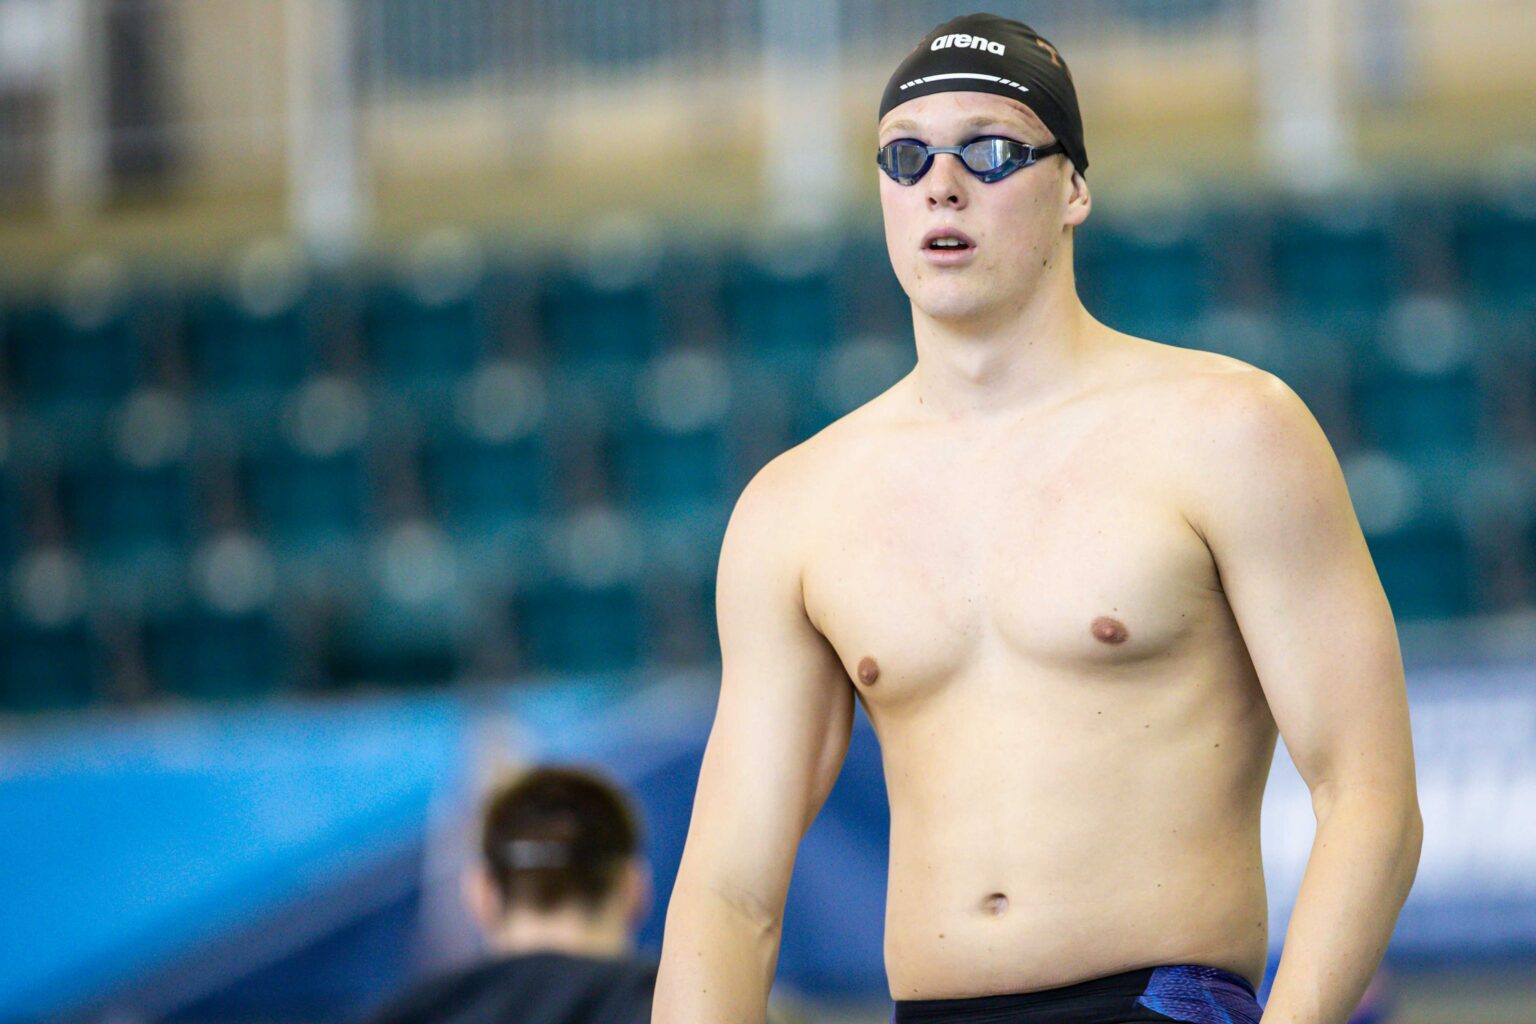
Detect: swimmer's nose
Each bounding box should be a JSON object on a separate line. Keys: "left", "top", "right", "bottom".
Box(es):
{"left": 924, "top": 154, "right": 969, "bottom": 209}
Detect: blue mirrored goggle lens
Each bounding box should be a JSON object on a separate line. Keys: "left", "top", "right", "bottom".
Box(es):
{"left": 878, "top": 138, "right": 1026, "bottom": 183}
{"left": 886, "top": 143, "right": 928, "bottom": 179}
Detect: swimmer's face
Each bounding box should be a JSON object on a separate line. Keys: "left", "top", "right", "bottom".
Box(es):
{"left": 876, "top": 91, "right": 1089, "bottom": 323}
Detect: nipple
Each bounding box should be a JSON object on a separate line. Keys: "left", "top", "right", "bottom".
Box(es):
{"left": 983, "top": 892, "right": 1009, "bottom": 915}
{"left": 1090, "top": 616, "right": 1129, "bottom": 644}
{"left": 857, "top": 656, "right": 880, "bottom": 686}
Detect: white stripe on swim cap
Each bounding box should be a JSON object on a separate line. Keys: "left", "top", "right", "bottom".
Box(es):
{"left": 899, "top": 72, "right": 1030, "bottom": 95}
{"left": 506, "top": 839, "right": 570, "bottom": 868}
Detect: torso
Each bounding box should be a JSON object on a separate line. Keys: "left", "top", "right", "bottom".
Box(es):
{"left": 792, "top": 336, "right": 1279, "bottom": 1000}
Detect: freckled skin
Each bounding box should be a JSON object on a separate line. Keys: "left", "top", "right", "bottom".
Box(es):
{"left": 858, "top": 656, "right": 881, "bottom": 685}
{"left": 1090, "top": 615, "right": 1129, "bottom": 644}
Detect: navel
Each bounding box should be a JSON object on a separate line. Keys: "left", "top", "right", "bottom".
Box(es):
{"left": 982, "top": 892, "right": 1009, "bottom": 915}
{"left": 857, "top": 656, "right": 880, "bottom": 686}
{"left": 1090, "top": 616, "right": 1129, "bottom": 644}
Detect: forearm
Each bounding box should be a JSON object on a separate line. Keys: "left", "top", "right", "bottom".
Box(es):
{"left": 1262, "top": 785, "right": 1423, "bottom": 1024}
{"left": 652, "top": 876, "right": 782, "bottom": 1024}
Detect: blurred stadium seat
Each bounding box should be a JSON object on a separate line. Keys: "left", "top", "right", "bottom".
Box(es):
{"left": 538, "top": 237, "right": 665, "bottom": 405}
{"left": 513, "top": 503, "right": 647, "bottom": 675}
{"left": 420, "top": 359, "right": 553, "bottom": 545}
{"left": 364, "top": 231, "right": 490, "bottom": 394}
{"left": 1367, "top": 519, "right": 1478, "bottom": 622}
{"left": 2, "top": 545, "right": 100, "bottom": 710}
{"left": 0, "top": 462, "right": 20, "bottom": 574}
{"left": 1268, "top": 196, "right": 1402, "bottom": 328}
{"left": 6, "top": 259, "right": 148, "bottom": 423}
{"left": 515, "top": 575, "right": 645, "bottom": 676}
{"left": 1349, "top": 295, "right": 1486, "bottom": 458}
{"left": 613, "top": 347, "right": 735, "bottom": 519}
{"left": 1343, "top": 448, "right": 1480, "bottom": 620}
{"left": 1, "top": 616, "right": 100, "bottom": 711}
{"left": 1077, "top": 208, "right": 1213, "bottom": 342}
{"left": 719, "top": 236, "right": 839, "bottom": 383}
{"left": 2, "top": 191, "right": 1535, "bottom": 697}
{"left": 185, "top": 243, "right": 322, "bottom": 410}
{"left": 142, "top": 602, "right": 289, "bottom": 701}
{"left": 241, "top": 376, "right": 373, "bottom": 563}
{"left": 1452, "top": 189, "right": 1536, "bottom": 311}
{"left": 60, "top": 387, "right": 196, "bottom": 567}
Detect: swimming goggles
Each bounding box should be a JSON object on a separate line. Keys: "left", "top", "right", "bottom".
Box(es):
{"left": 877, "top": 136, "right": 1065, "bottom": 185}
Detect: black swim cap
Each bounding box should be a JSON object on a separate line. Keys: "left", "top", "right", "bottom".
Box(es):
{"left": 879, "top": 13, "right": 1088, "bottom": 177}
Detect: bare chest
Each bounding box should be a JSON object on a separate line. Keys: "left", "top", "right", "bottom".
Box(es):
{"left": 801, "top": 418, "right": 1223, "bottom": 705}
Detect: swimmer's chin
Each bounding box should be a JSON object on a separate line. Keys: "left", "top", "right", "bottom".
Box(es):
{"left": 912, "top": 294, "right": 1010, "bottom": 325}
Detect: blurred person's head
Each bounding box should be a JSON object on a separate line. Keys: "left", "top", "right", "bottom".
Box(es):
{"left": 464, "top": 764, "right": 652, "bottom": 958}
{"left": 876, "top": 14, "right": 1091, "bottom": 333}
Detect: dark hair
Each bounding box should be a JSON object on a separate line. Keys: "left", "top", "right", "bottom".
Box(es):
{"left": 480, "top": 763, "right": 642, "bottom": 915}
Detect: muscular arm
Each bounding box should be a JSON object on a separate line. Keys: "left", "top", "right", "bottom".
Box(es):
{"left": 652, "top": 451, "right": 855, "bottom": 1024}
{"left": 1184, "top": 370, "right": 1424, "bottom": 1024}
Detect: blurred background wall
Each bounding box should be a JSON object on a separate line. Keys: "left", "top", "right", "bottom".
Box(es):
{"left": 1, "top": 1, "right": 1534, "bottom": 1022}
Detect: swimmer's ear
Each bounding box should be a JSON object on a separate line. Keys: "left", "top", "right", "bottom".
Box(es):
{"left": 1064, "top": 168, "right": 1091, "bottom": 227}
{"left": 462, "top": 864, "right": 503, "bottom": 934}
{"left": 624, "top": 857, "right": 654, "bottom": 929}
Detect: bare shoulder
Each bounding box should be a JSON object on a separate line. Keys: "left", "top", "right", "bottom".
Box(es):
{"left": 1127, "top": 339, "right": 1309, "bottom": 440}
{"left": 1169, "top": 348, "right": 1318, "bottom": 447}
{"left": 725, "top": 426, "right": 842, "bottom": 571}
{"left": 743, "top": 395, "right": 887, "bottom": 501}
{"left": 1111, "top": 338, "right": 1335, "bottom": 517}
{"left": 1135, "top": 343, "right": 1343, "bottom": 549}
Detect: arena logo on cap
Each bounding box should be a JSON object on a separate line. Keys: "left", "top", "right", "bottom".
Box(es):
{"left": 930, "top": 33, "right": 1005, "bottom": 55}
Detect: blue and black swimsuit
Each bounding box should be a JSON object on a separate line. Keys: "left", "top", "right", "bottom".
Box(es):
{"left": 892, "top": 964, "right": 1263, "bottom": 1024}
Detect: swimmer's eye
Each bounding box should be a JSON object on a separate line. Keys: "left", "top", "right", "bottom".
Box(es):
{"left": 877, "top": 135, "right": 1051, "bottom": 184}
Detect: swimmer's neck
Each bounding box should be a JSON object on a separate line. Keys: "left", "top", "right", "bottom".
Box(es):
{"left": 905, "top": 278, "right": 1109, "bottom": 425}
{"left": 485, "top": 904, "right": 634, "bottom": 959}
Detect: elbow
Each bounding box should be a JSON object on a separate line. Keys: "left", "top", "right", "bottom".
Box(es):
{"left": 1403, "top": 797, "right": 1425, "bottom": 871}
{"left": 708, "top": 877, "right": 785, "bottom": 937}
{"left": 1313, "top": 778, "right": 1424, "bottom": 876}
{"left": 1393, "top": 785, "right": 1424, "bottom": 867}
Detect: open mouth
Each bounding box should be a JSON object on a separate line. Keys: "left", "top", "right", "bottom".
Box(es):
{"left": 921, "top": 227, "right": 977, "bottom": 253}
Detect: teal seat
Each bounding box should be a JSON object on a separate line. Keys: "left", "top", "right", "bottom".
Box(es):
{"left": 833, "top": 234, "right": 909, "bottom": 339}
{"left": 1351, "top": 370, "right": 1483, "bottom": 458}
{"left": 363, "top": 280, "right": 486, "bottom": 390}
{"left": 514, "top": 577, "right": 643, "bottom": 675}
{"left": 608, "top": 347, "right": 736, "bottom": 522}
{"left": 0, "top": 469, "right": 20, "bottom": 573}
{"left": 1350, "top": 297, "right": 1484, "bottom": 458}
{"left": 718, "top": 244, "right": 837, "bottom": 382}
{"left": 1, "top": 616, "right": 100, "bottom": 712}
{"left": 1453, "top": 192, "right": 1536, "bottom": 310}
{"left": 319, "top": 593, "right": 463, "bottom": 689}
{"left": 423, "top": 429, "right": 551, "bottom": 539}
{"left": 6, "top": 297, "right": 145, "bottom": 414}
{"left": 1269, "top": 199, "right": 1400, "bottom": 325}
{"left": 613, "top": 423, "right": 731, "bottom": 517}
{"left": 1346, "top": 446, "right": 1480, "bottom": 620}
{"left": 642, "top": 566, "right": 720, "bottom": 668}
{"left": 538, "top": 263, "right": 661, "bottom": 384}
{"left": 62, "top": 456, "right": 194, "bottom": 566}
{"left": 1365, "top": 521, "right": 1477, "bottom": 621}
{"left": 185, "top": 283, "right": 317, "bottom": 404}
{"left": 142, "top": 605, "right": 289, "bottom": 700}
{"left": 243, "top": 446, "right": 370, "bottom": 559}
{"left": 1078, "top": 215, "right": 1211, "bottom": 341}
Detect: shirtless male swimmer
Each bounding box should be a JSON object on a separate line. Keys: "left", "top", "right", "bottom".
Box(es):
{"left": 653, "top": 13, "right": 1422, "bottom": 1024}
